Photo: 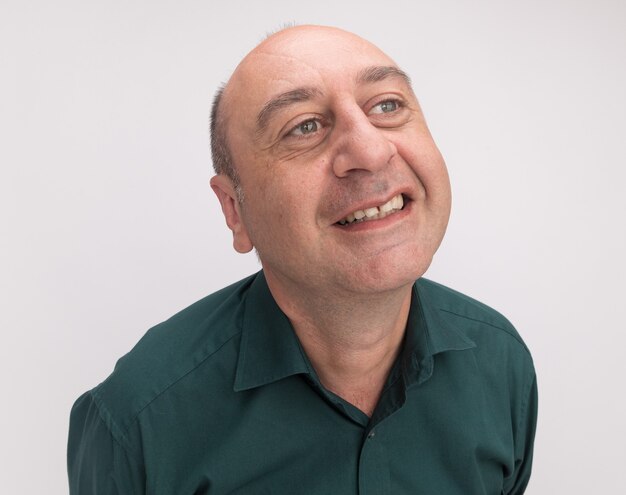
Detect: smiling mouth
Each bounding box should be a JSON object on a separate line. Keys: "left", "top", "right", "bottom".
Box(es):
{"left": 336, "top": 194, "right": 406, "bottom": 226}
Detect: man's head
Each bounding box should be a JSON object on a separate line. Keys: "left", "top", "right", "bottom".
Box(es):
{"left": 210, "top": 25, "right": 451, "bottom": 296}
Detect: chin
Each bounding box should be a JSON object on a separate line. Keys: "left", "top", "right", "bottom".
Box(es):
{"left": 342, "top": 251, "right": 434, "bottom": 294}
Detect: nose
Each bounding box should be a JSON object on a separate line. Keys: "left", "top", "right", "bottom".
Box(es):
{"left": 331, "top": 107, "right": 398, "bottom": 178}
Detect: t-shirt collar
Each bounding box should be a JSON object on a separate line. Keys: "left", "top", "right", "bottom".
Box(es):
{"left": 233, "top": 271, "right": 476, "bottom": 392}
{"left": 233, "top": 272, "right": 311, "bottom": 392}
{"left": 400, "top": 281, "right": 476, "bottom": 388}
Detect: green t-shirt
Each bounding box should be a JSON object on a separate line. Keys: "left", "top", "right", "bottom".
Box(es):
{"left": 68, "top": 271, "right": 537, "bottom": 494}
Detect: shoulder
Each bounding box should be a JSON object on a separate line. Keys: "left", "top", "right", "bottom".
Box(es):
{"left": 417, "top": 278, "right": 533, "bottom": 359}
{"left": 81, "top": 273, "right": 258, "bottom": 442}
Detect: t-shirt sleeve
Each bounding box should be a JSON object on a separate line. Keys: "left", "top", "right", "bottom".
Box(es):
{"left": 67, "top": 391, "right": 146, "bottom": 494}
{"left": 503, "top": 369, "right": 539, "bottom": 494}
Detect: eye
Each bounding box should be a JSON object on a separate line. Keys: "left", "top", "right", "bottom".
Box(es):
{"left": 369, "top": 99, "right": 401, "bottom": 115}
{"left": 288, "top": 118, "right": 320, "bottom": 137}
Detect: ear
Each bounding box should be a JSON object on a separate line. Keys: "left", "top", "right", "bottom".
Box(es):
{"left": 210, "top": 175, "right": 254, "bottom": 253}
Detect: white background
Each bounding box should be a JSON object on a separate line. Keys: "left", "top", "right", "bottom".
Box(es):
{"left": 2, "top": 0, "right": 625, "bottom": 493}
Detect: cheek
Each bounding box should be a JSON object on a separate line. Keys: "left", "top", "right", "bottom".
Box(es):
{"left": 398, "top": 138, "right": 449, "bottom": 189}
{"left": 256, "top": 177, "right": 318, "bottom": 230}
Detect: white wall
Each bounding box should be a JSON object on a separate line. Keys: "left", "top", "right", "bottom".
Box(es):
{"left": 2, "top": 0, "right": 625, "bottom": 492}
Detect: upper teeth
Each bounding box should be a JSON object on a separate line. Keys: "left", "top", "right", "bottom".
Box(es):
{"left": 338, "top": 194, "right": 404, "bottom": 225}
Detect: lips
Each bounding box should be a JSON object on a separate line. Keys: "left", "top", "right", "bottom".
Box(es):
{"left": 336, "top": 194, "right": 405, "bottom": 225}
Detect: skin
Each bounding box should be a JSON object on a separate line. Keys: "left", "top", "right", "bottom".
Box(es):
{"left": 211, "top": 26, "right": 451, "bottom": 416}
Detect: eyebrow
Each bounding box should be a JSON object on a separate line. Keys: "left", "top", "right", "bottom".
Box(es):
{"left": 256, "top": 87, "right": 323, "bottom": 136}
{"left": 254, "top": 66, "right": 412, "bottom": 136}
{"left": 356, "top": 65, "right": 412, "bottom": 87}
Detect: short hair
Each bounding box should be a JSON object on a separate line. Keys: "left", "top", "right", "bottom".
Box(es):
{"left": 210, "top": 85, "right": 243, "bottom": 200}
{"left": 210, "top": 24, "right": 298, "bottom": 202}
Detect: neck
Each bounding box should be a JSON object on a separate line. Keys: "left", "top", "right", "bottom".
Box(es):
{"left": 264, "top": 270, "right": 413, "bottom": 417}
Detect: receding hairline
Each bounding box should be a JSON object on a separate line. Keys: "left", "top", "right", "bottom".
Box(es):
{"left": 222, "top": 25, "right": 402, "bottom": 116}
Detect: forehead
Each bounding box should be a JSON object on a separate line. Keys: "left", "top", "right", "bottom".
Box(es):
{"left": 224, "top": 28, "right": 400, "bottom": 124}
{"left": 251, "top": 28, "right": 394, "bottom": 76}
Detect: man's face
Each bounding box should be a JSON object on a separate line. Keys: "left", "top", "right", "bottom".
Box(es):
{"left": 214, "top": 26, "right": 451, "bottom": 296}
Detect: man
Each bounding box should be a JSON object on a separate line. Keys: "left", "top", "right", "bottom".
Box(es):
{"left": 68, "top": 25, "right": 537, "bottom": 494}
